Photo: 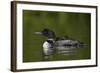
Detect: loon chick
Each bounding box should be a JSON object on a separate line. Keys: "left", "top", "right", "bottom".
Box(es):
{"left": 35, "top": 28, "right": 86, "bottom": 60}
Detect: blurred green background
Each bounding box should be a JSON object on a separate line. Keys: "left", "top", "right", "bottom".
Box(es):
{"left": 23, "top": 10, "right": 91, "bottom": 62}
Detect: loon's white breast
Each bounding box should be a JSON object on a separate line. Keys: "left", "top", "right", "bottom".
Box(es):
{"left": 43, "top": 41, "right": 53, "bottom": 55}
{"left": 43, "top": 41, "right": 51, "bottom": 49}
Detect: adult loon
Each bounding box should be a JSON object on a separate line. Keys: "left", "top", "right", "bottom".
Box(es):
{"left": 35, "top": 28, "right": 86, "bottom": 60}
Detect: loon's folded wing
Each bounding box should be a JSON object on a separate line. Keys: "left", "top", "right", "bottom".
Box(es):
{"left": 55, "top": 39, "right": 85, "bottom": 51}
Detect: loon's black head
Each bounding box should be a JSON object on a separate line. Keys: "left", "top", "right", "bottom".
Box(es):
{"left": 35, "top": 28, "right": 56, "bottom": 38}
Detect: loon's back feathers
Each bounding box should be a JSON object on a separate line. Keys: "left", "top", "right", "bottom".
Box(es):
{"left": 55, "top": 39, "right": 85, "bottom": 50}
{"left": 45, "top": 38, "right": 85, "bottom": 50}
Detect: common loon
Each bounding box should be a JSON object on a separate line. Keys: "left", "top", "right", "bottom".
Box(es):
{"left": 35, "top": 28, "right": 86, "bottom": 60}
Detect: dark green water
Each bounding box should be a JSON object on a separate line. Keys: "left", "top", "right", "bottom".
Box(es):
{"left": 23, "top": 10, "right": 91, "bottom": 62}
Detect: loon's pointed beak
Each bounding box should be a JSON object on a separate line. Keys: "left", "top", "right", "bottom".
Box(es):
{"left": 34, "top": 32, "right": 42, "bottom": 35}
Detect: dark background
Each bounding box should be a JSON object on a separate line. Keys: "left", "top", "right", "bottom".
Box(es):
{"left": 23, "top": 10, "right": 91, "bottom": 62}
